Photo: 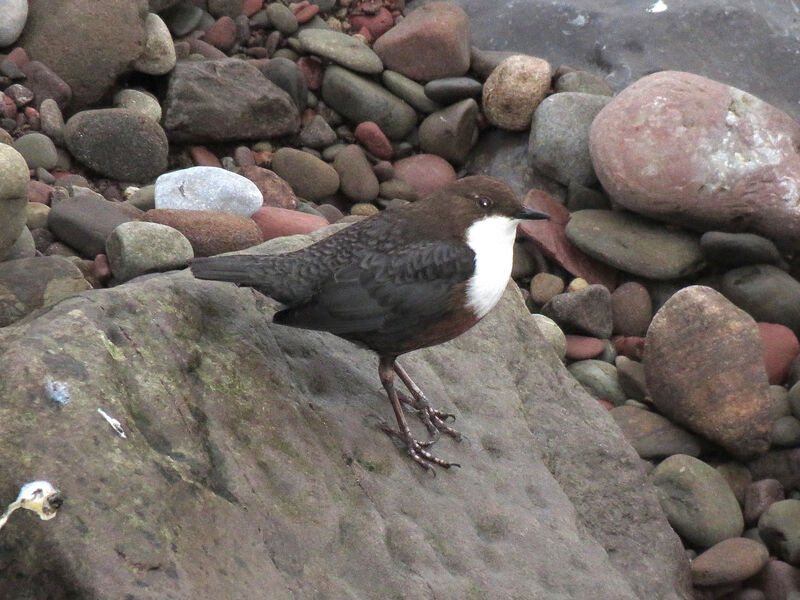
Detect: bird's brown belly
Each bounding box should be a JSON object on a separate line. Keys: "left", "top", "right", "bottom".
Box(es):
{"left": 345, "top": 305, "right": 481, "bottom": 357}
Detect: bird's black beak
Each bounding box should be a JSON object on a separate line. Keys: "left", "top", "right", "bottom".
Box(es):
{"left": 516, "top": 206, "right": 550, "bottom": 220}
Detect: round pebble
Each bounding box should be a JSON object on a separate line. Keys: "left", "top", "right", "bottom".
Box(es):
{"left": 106, "top": 221, "right": 194, "bottom": 282}
{"left": 0, "top": 144, "right": 29, "bottom": 257}
{"left": 250, "top": 205, "right": 328, "bottom": 241}
{"left": 564, "top": 335, "right": 605, "bottom": 360}
{"left": 611, "top": 405, "right": 701, "bottom": 458}
{"left": 772, "top": 415, "right": 800, "bottom": 447}
{"left": 38, "top": 98, "right": 65, "bottom": 146}
{"left": 721, "top": 264, "right": 800, "bottom": 337}
{"left": 758, "top": 499, "right": 800, "bottom": 565}
{"left": 271, "top": 147, "right": 339, "bottom": 201}
{"left": 528, "top": 92, "right": 612, "bottom": 186}
{"left": 350, "top": 203, "right": 379, "bottom": 217}
{"left": 25, "top": 202, "right": 50, "bottom": 229}
{"left": 201, "top": 16, "right": 237, "bottom": 52}
{"left": 691, "top": 538, "right": 770, "bottom": 586}
{"left": 333, "top": 144, "right": 379, "bottom": 203}
{"left": 354, "top": 121, "right": 393, "bottom": 160}
{"left": 529, "top": 272, "right": 564, "bottom": 305}
{"left": 266, "top": 2, "right": 298, "bottom": 34}
{"left": 378, "top": 179, "right": 418, "bottom": 202}
{"left": 567, "top": 359, "right": 626, "bottom": 405}
{"left": 143, "top": 208, "right": 262, "bottom": 257}
{"left": 12, "top": 132, "right": 58, "bottom": 170}
{"left": 651, "top": 454, "right": 745, "bottom": 548}
{"left": 113, "top": 89, "right": 163, "bottom": 123}
{"left": 392, "top": 154, "right": 456, "bottom": 197}
{"left": 133, "top": 12, "right": 177, "bottom": 75}
{"left": 155, "top": 166, "right": 263, "bottom": 216}
{"left": 611, "top": 282, "right": 653, "bottom": 337}
{"left": 483, "top": 55, "right": 552, "bottom": 131}
{"left": 64, "top": 108, "right": 168, "bottom": 183}
{"left": 758, "top": 322, "right": 800, "bottom": 385}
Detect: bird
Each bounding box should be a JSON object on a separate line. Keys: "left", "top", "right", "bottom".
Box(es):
{"left": 190, "top": 175, "right": 549, "bottom": 470}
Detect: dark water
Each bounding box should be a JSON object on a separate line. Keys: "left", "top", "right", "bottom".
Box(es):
{"left": 409, "top": 0, "right": 800, "bottom": 119}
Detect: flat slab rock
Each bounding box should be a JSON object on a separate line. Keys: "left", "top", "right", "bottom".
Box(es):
{"left": 0, "top": 235, "right": 691, "bottom": 599}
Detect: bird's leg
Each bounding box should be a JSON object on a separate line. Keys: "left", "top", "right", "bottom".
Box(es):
{"left": 393, "top": 361, "right": 462, "bottom": 442}
{"left": 377, "top": 356, "right": 459, "bottom": 470}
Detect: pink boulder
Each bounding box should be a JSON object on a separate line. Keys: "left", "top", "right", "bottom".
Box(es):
{"left": 392, "top": 154, "right": 456, "bottom": 197}
{"left": 590, "top": 71, "right": 800, "bottom": 250}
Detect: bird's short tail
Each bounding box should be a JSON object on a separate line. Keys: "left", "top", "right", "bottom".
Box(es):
{"left": 190, "top": 255, "right": 272, "bottom": 286}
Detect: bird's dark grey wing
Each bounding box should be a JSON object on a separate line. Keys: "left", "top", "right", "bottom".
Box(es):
{"left": 273, "top": 241, "right": 476, "bottom": 335}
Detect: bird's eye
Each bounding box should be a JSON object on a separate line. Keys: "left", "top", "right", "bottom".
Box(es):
{"left": 477, "top": 197, "right": 492, "bottom": 209}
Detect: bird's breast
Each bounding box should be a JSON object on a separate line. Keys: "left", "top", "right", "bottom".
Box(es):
{"left": 463, "top": 215, "right": 518, "bottom": 318}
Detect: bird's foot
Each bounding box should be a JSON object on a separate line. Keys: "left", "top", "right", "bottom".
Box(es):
{"left": 397, "top": 391, "right": 462, "bottom": 443}
{"left": 378, "top": 421, "right": 460, "bottom": 472}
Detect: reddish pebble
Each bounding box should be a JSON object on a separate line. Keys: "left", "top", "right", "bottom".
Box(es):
{"left": 201, "top": 16, "right": 237, "bottom": 52}
{"left": 251, "top": 206, "right": 328, "bottom": 241}
{"left": 24, "top": 107, "right": 40, "bottom": 130}
{"left": 758, "top": 322, "right": 800, "bottom": 384}
{"left": 393, "top": 154, "right": 456, "bottom": 196}
{"left": 189, "top": 146, "right": 222, "bottom": 168}
{"left": 27, "top": 180, "right": 53, "bottom": 204}
{"left": 613, "top": 336, "right": 645, "bottom": 361}
{"left": 294, "top": 4, "right": 319, "bottom": 23}
{"left": 349, "top": 7, "right": 394, "bottom": 39}
{"left": 597, "top": 399, "right": 615, "bottom": 411}
{"left": 239, "top": 165, "right": 297, "bottom": 210}
{"left": 565, "top": 335, "right": 605, "bottom": 360}
{"left": 93, "top": 254, "right": 112, "bottom": 280}
{"left": 242, "top": 0, "right": 263, "bottom": 17}
{"left": 355, "top": 121, "right": 393, "bottom": 160}
{"left": 297, "top": 56, "right": 324, "bottom": 90}
{"left": 0, "top": 94, "right": 17, "bottom": 119}
{"left": 6, "top": 47, "right": 29, "bottom": 66}
{"left": 252, "top": 150, "right": 273, "bottom": 166}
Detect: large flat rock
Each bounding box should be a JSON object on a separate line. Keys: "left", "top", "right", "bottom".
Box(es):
{"left": 0, "top": 235, "right": 690, "bottom": 599}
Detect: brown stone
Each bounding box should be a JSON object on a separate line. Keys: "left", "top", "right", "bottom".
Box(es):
{"left": 691, "top": 538, "right": 770, "bottom": 586}
{"left": 644, "top": 285, "right": 773, "bottom": 458}
{"left": 373, "top": 1, "right": 470, "bottom": 82}
{"left": 143, "top": 209, "right": 262, "bottom": 257}
{"left": 250, "top": 206, "right": 328, "bottom": 241}
{"left": 239, "top": 166, "right": 297, "bottom": 210}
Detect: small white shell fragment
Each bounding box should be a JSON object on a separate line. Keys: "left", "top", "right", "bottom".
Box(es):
{"left": 0, "top": 480, "right": 63, "bottom": 532}
{"left": 97, "top": 408, "right": 127, "bottom": 438}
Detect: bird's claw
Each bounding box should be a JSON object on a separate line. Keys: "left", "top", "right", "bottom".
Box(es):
{"left": 378, "top": 421, "right": 460, "bottom": 471}
{"left": 397, "top": 391, "right": 462, "bottom": 443}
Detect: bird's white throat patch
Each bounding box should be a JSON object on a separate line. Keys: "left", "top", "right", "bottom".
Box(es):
{"left": 464, "top": 215, "right": 519, "bottom": 318}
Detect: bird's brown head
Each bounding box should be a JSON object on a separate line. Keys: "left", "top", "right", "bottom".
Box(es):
{"left": 410, "top": 176, "right": 549, "bottom": 240}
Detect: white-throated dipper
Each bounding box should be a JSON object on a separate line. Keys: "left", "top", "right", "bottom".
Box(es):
{"left": 190, "top": 175, "right": 549, "bottom": 470}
